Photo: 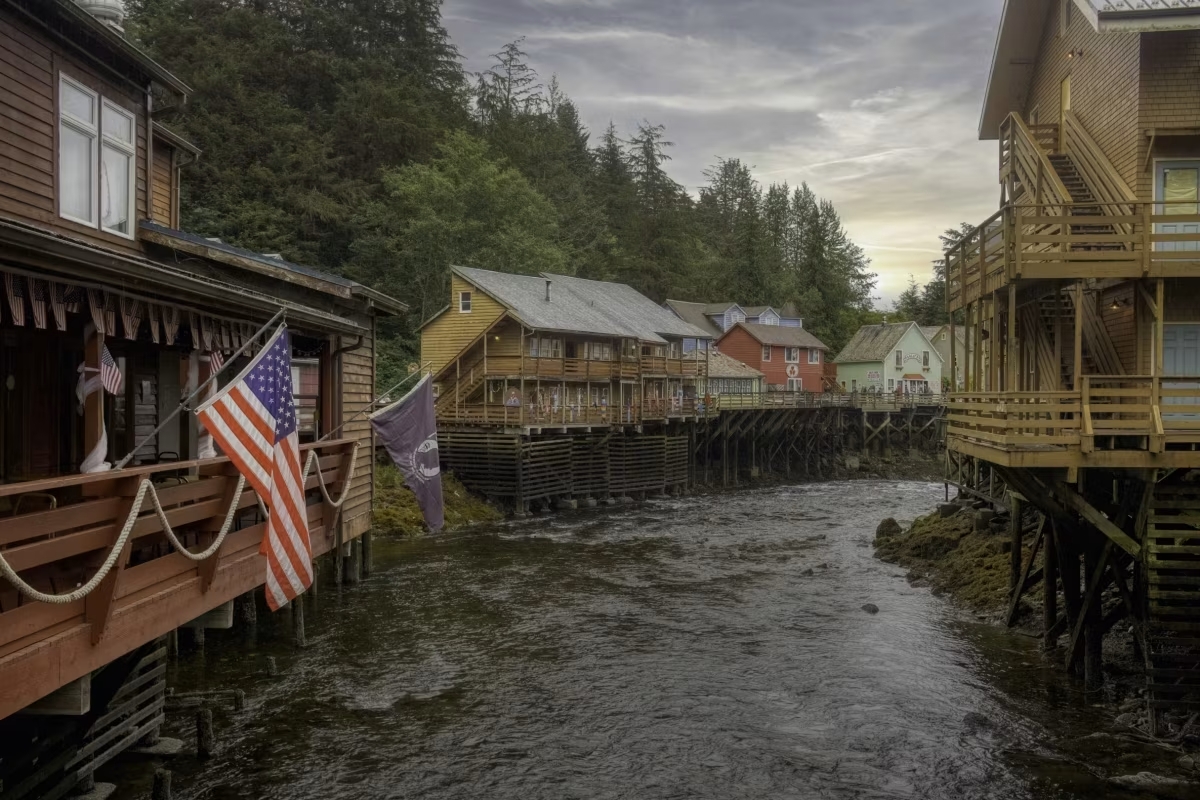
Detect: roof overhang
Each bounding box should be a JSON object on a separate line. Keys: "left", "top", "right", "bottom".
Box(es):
{"left": 1080, "top": 0, "right": 1200, "bottom": 32}
{"left": 151, "top": 122, "right": 201, "bottom": 157}
{"left": 980, "top": 0, "right": 1051, "bottom": 140}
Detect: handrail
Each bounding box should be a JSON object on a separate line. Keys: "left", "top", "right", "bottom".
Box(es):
{"left": 1000, "top": 112, "right": 1071, "bottom": 206}
{"left": 1061, "top": 111, "right": 1137, "bottom": 204}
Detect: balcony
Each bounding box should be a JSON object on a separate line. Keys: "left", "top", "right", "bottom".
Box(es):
{"left": 0, "top": 440, "right": 358, "bottom": 719}
{"left": 947, "top": 202, "right": 1200, "bottom": 313}
{"left": 946, "top": 377, "right": 1200, "bottom": 468}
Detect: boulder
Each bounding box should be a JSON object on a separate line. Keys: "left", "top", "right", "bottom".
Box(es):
{"left": 937, "top": 503, "right": 960, "bottom": 518}
{"left": 876, "top": 518, "right": 902, "bottom": 539}
{"left": 974, "top": 509, "right": 995, "bottom": 532}
{"left": 861, "top": 603, "right": 880, "bottom": 614}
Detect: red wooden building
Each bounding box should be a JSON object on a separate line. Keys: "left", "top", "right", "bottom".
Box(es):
{"left": 715, "top": 323, "right": 829, "bottom": 392}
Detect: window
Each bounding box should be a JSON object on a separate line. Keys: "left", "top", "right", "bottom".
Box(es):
{"left": 529, "top": 337, "right": 562, "bottom": 358}
{"left": 784, "top": 347, "right": 800, "bottom": 363}
{"left": 787, "top": 378, "right": 802, "bottom": 391}
{"left": 940, "top": 332, "right": 947, "bottom": 341}
{"left": 58, "top": 76, "right": 136, "bottom": 237}
{"left": 586, "top": 342, "right": 612, "bottom": 361}
{"left": 669, "top": 341, "right": 681, "bottom": 359}
{"left": 762, "top": 345, "right": 772, "bottom": 361}
{"left": 808, "top": 349, "right": 820, "bottom": 365}
{"left": 922, "top": 350, "right": 930, "bottom": 368}
{"left": 459, "top": 291, "right": 472, "bottom": 313}
{"left": 1060, "top": 0, "right": 1072, "bottom": 35}
{"left": 888, "top": 379, "right": 895, "bottom": 391}
{"left": 895, "top": 349, "right": 903, "bottom": 368}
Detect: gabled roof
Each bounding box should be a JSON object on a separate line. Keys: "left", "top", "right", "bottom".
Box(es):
{"left": 452, "top": 267, "right": 711, "bottom": 343}
{"left": 742, "top": 305, "right": 776, "bottom": 317}
{"left": 664, "top": 300, "right": 724, "bottom": 338}
{"left": 833, "top": 322, "right": 936, "bottom": 363}
{"left": 685, "top": 350, "right": 764, "bottom": 380}
{"left": 720, "top": 322, "right": 828, "bottom": 350}
{"left": 921, "top": 324, "right": 965, "bottom": 343}
{"left": 981, "top": 0, "right": 1200, "bottom": 139}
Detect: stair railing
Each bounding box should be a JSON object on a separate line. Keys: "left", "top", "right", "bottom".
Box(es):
{"left": 1001, "top": 112, "right": 1071, "bottom": 208}
{"left": 1060, "top": 111, "right": 1138, "bottom": 238}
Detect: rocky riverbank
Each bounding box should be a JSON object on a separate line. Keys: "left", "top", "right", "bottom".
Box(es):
{"left": 874, "top": 499, "right": 1200, "bottom": 786}
{"left": 372, "top": 463, "right": 502, "bottom": 536}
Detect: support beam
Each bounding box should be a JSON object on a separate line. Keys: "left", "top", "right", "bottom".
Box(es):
{"left": 1053, "top": 482, "right": 1141, "bottom": 558}
{"left": 1065, "top": 542, "right": 1112, "bottom": 674}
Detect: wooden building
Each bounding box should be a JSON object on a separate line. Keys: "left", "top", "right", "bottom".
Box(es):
{"left": 832, "top": 322, "right": 942, "bottom": 395}
{"left": 944, "top": 0, "right": 1200, "bottom": 725}
{"left": 422, "top": 266, "right": 713, "bottom": 427}
{"left": 0, "top": 0, "right": 404, "bottom": 784}
{"left": 664, "top": 299, "right": 804, "bottom": 352}
{"left": 714, "top": 322, "right": 828, "bottom": 392}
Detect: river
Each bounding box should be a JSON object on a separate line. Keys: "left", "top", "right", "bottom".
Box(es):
{"left": 117, "top": 480, "right": 1190, "bottom": 799}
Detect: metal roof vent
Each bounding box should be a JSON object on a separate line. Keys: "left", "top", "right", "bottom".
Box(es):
{"left": 74, "top": 0, "right": 126, "bottom": 32}
{"left": 545, "top": 279, "right": 552, "bottom": 302}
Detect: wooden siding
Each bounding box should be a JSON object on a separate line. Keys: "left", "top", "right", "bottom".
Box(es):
{"left": 340, "top": 322, "right": 375, "bottom": 539}
{"left": 1139, "top": 31, "right": 1200, "bottom": 199}
{"left": 715, "top": 328, "right": 823, "bottom": 390}
{"left": 0, "top": 9, "right": 149, "bottom": 256}
{"left": 1023, "top": 0, "right": 1140, "bottom": 190}
{"left": 150, "top": 141, "right": 174, "bottom": 227}
{"left": 421, "top": 275, "right": 506, "bottom": 377}
{"left": 1099, "top": 283, "right": 1137, "bottom": 374}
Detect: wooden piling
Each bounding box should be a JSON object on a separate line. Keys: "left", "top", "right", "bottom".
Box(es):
{"left": 345, "top": 539, "right": 362, "bottom": 584}
{"left": 237, "top": 590, "right": 257, "bottom": 628}
{"left": 1009, "top": 497, "right": 1023, "bottom": 592}
{"left": 1043, "top": 519, "right": 1059, "bottom": 650}
{"left": 1083, "top": 540, "right": 1105, "bottom": 690}
{"left": 361, "top": 532, "right": 373, "bottom": 578}
{"left": 292, "top": 599, "right": 306, "bottom": 648}
{"left": 196, "top": 707, "right": 215, "bottom": 759}
{"left": 152, "top": 769, "right": 172, "bottom": 800}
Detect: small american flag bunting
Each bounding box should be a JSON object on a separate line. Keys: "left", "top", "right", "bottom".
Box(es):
{"left": 147, "top": 303, "right": 161, "bottom": 344}
{"left": 4, "top": 272, "right": 26, "bottom": 326}
{"left": 49, "top": 282, "right": 68, "bottom": 331}
{"left": 29, "top": 279, "right": 47, "bottom": 330}
{"left": 163, "top": 305, "right": 180, "bottom": 345}
{"left": 120, "top": 296, "right": 142, "bottom": 341}
{"left": 103, "top": 293, "right": 117, "bottom": 339}
{"left": 196, "top": 327, "right": 310, "bottom": 611}
{"left": 88, "top": 288, "right": 107, "bottom": 334}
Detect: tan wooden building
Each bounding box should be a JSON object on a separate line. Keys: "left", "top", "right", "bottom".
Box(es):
{"left": 0, "top": 0, "right": 404, "bottom": 780}
{"left": 421, "top": 266, "right": 712, "bottom": 428}
{"left": 944, "top": 0, "right": 1200, "bottom": 725}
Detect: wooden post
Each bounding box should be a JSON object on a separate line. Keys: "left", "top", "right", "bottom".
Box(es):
{"left": 152, "top": 769, "right": 172, "bottom": 800}
{"left": 361, "top": 531, "right": 373, "bottom": 577}
{"left": 1007, "top": 282, "right": 1017, "bottom": 392}
{"left": 1044, "top": 519, "right": 1059, "bottom": 650}
{"left": 1083, "top": 540, "right": 1106, "bottom": 689}
{"left": 292, "top": 599, "right": 306, "bottom": 648}
{"left": 196, "top": 707, "right": 215, "bottom": 759}
{"left": 1009, "top": 496, "right": 1023, "bottom": 591}
{"left": 84, "top": 328, "right": 104, "bottom": 469}
{"left": 1053, "top": 281, "right": 1063, "bottom": 390}
{"left": 1073, "top": 281, "right": 1084, "bottom": 391}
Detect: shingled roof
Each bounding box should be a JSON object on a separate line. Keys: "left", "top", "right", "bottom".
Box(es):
{"left": 684, "top": 350, "right": 763, "bottom": 380}
{"left": 663, "top": 300, "right": 723, "bottom": 338}
{"left": 833, "top": 322, "right": 929, "bottom": 363}
{"left": 720, "top": 322, "right": 828, "bottom": 350}
{"left": 453, "top": 267, "right": 711, "bottom": 344}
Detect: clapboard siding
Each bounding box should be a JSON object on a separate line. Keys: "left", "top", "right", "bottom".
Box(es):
{"left": 340, "top": 320, "right": 375, "bottom": 539}
{"left": 0, "top": 8, "right": 150, "bottom": 257}
{"left": 1139, "top": 30, "right": 1200, "bottom": 199}
{"left": 1023, "top": 1, "right": 1141, "bottom": 191}
{"left": 1099, "top": 283, "right": 1137, "bottom": 374}
{"left": 151, "top": 143, "right": 174, "bottom": 226}
{"left": 420, "top": 275, "right": 506, "bottom": 377}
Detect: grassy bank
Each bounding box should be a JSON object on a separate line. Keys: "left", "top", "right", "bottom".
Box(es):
{"left": 874, "top": 505, "right": 1041, "bottom": 614}
{"left": 372, "top": 463, "right": 502, "bottom": 537}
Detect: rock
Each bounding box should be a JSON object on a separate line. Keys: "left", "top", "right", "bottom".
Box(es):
{"left": 962, "top": 712, "right": 989, "bottom": 731}
{"left": 1178, "top": 754, "right": 1198, "bottom": 773}
{"left": 938, "top": 503, "right": 960, "bottom": 518}
{"left": 861, "top": 603, "right": 880, "bottom": 614}
{"left": 1108, "top": 772, "right": 1195, "bottom": 799}
{"left": 801, "top": 568, "right": 814, "bottom": 577}
{"left": 974, "top": 509, "right": 995, "bottom": 532}
{"left": 1114, "top": 713, "right": 1138, "bottom": 728}
{"left": 876, "top": 518, "right": 902, "bottom": 539}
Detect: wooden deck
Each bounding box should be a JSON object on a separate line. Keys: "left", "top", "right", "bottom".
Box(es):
{"left": 946, "top": 377, "right": 1200, "bottom": 467}
{"left": 0, "top": 439, "right": 358, "bottom": 720}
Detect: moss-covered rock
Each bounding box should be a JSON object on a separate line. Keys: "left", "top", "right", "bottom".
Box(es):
{"left": 372, "top": 464, "right": 502, "bottom": 537}
{"left": 875, "top": 506, "right": 1041, "bottom": 613}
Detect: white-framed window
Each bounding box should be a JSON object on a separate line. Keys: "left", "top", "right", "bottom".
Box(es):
{"left": 785, "top": 347, "right": 800, "bottom": 363}
{"left": 762, "top": 344, "right": 771, "bottom": 361}
{"left": 58, "top": 75, "right": 137, "bottom": 237}
{"left": 100, "top": 99, "right": 135, "bottom": 236}
{"left": 529, "top": 337, "right": 562, "bottom": 358}
{"left": 922, "top": 350, "right": 930, "bottom": 367}
{"left": 888, "top": 379, "right": 895, "bottom": 391}
{"left": 808, "top": 349, "right": 820, "bottom": 365}
{"left": 894, "top": 349, "right": 903, "bottom": 367}
{"left": 459, "top": 291, "right": 472, "bottom": 313}
{"left": 940, "top": 332, "right": 947, "bottom": 341}
{"left": 58, "top": 75, "right": 99, "bottom": 227}
{"left": 669, "top": 341, "right": 681, "bottom": 359}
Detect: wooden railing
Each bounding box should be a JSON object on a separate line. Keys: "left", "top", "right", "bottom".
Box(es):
{"left": 947, "top": 201, "right": 1200, "bottom": 310}
{"left": 0, "top": 440, "right": 358, "bottom": 719}
{"left": 469, "top": 356, "right": 705, "bottom": 382}
{"left": 998, "top": 113, "right": 1070, "bottom": 206}
{"left": 947, "top": 378, "right": 1200, "bottom": 456}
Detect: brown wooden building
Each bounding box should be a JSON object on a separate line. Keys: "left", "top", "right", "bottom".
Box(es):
{"left": 0, "top": 0, "right": 404, "bottom": 783}
{"left": 944, "top": 0, "right": 1200, "bottom": 726}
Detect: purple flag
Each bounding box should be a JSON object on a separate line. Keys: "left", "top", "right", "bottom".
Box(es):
{"left": 370, "top": 374, "right": 444, "bottom": 532}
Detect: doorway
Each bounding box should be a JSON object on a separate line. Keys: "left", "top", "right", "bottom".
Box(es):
{"left": 1163, "top": 323, "right": 1200, "bottom": 422}
{"left": 1155, "top": 161, "right": 1200, "bottom": 252}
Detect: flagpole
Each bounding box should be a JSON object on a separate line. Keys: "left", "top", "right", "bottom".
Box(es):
{"left": 112, "top": 308, "right": 288, "bottom": 470}
{"left": 317, "top": 362, "right": 433, "bottom": 443}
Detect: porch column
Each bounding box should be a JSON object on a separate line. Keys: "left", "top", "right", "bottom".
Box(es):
{"left": 1007, "top": 282, "right": 1018, "bottom": 392}
{"left": 1073, "top": 281, "right": 1084, "bottom": 391}
{"left": 82, "top": 326, "right": 106, "bottom": 473}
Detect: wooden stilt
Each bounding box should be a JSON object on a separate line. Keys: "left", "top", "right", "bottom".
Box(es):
{"left": 1044, "top": 518, "right": 1059, "bottom": 650}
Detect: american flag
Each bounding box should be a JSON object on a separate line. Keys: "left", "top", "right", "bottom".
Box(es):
{"left": 196, "top": 327, "right": 311, "bottom": 610}
{"left": 208, "top": 348, "right": 225, "bottom": 375}
{"left": 100, "top": 344, "right": 123, "bottom": 395}
{"left": 88, "top": 288, "right": 107, "bottom": 334}
{"left": 4, "top": 273, "right": 25, "bottom": 326}
{"left": 120, "top": 297, "right": 142, "bottom": 341}
{"left": 30, "top": 279, "right": 47, "bottom": 329}
{"left": 49, "top": 282, "right": 68, "bottom": 331}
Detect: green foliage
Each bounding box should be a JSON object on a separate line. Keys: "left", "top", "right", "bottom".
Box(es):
{"left": 373, "top": 463, "right": 501, "bottom": 537}
{"left": 893, "top": 223, "right": 975, "bottom": 326}
{"left": 350, "top": 131, "right": 568, "bottom": 321}
{"left": 126, "top": 2, "right": 892, "bottom": 364}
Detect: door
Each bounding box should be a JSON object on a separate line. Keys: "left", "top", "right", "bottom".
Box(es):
{"left": 1163, "top": 324, "right": 1200, "bottom": 422}
{"left": 787, "top": 378, "right": 802, "bottom": 392}
{"left": 1156, "top": 162, "right": 1200, "bottom": 252}
{"left": 1059, "top": 75, "right": 1071, "bottom": 133}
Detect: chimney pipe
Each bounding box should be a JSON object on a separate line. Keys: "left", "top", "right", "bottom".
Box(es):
{"left": 545, "top": 279, "right": 552, "bottom": 302}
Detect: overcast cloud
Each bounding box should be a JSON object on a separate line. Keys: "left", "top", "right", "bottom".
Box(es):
{"left": 442, "top": 0, "right": 1005, "bottom": 304}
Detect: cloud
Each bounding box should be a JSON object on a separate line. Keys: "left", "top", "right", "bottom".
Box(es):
{"left": 443, "top": 0, "right": 1004, "bottom": 303}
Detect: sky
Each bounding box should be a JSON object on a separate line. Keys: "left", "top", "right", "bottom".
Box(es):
{"left": 440, "top": 0, "right": 1007, "bottom": 306}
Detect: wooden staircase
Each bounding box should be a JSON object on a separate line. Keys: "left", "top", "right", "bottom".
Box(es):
{"left": 435, "top": 353, "right": 487, "bottom": 414}
{"left": 1144, "top": 479, "right": 1200, "bottom": 720}
{"left": 1047, "top": 154, "right": 1123, "bottom": 249}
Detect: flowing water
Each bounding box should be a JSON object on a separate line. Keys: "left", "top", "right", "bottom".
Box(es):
{"left": 111, "top": 481, "right": 1193, "bottom": 799}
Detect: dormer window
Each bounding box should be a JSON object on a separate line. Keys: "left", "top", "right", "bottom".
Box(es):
{"left": 58, "top": 75, "right": 136, "bottom": 238}
{"left": 459, "top": 291, "right": 472, "bottom": 313}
